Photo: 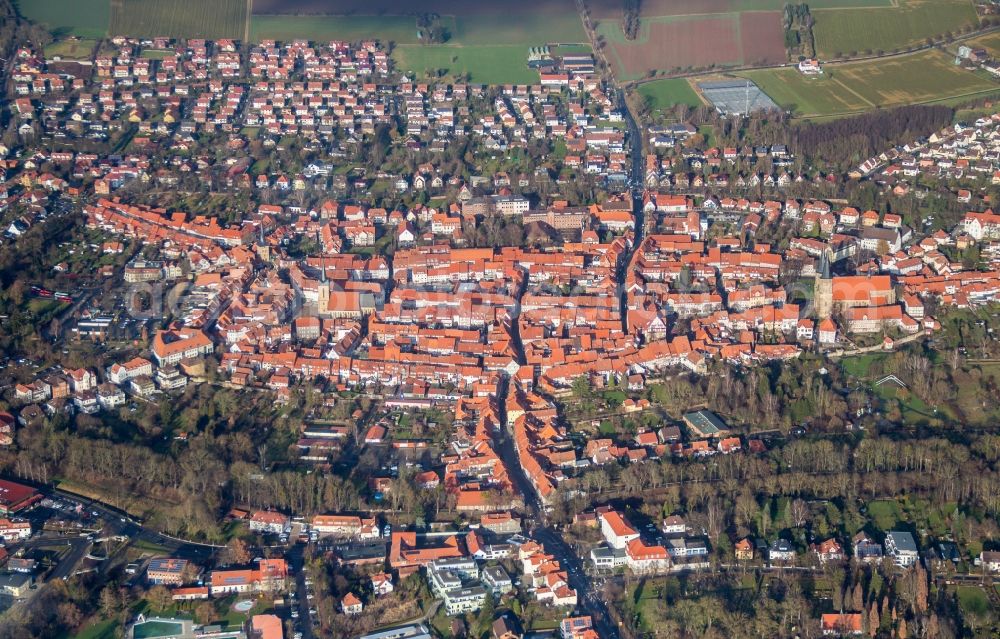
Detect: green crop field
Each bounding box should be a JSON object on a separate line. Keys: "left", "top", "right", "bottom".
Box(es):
{"left": 449, "top": 12, "right": 586, "bottom": 45}
{"left": 251, "top": 15, "right": 424, "bottom": 44}
{"left": 813, "top": 0, "right": 979, "bottom": 58}
{"left": 110, "top": 0, "right": 249, "bottom": 40}
{"left": 596, "top": 0, "right": 893, "bottom": 19}
{"left": 252, "top": 10, "right": 584, "bottom": 45}
{"left": 741, "top": 49, "right": 998, "bottom": 118}
{"left": 16, "top": 0, "right": 109, "bottom": 38}
{"left": 638, "top": 78, "right": 704, "bottom": 110}
{"left": 392, "top": 45, "right": 539, "bottom": 84}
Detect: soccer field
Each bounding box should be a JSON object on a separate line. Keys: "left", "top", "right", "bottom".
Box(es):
{"left": 741, "top": 49, "right": 999, "bottom": 118}
{"left": 812, "top": 0, "right": 978, "bottom": 58}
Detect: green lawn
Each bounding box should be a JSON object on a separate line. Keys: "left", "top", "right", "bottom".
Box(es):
{"left": 866, "top": 500, "right": 901, "bottom": 531}
{"left": 638, "top": 78, "right": 704, "bottom": 110}
{"left": 840, "top": 353, "right": 885, "bottom": 379}
{"left": 71, "top": 619, "right": 117, "bottom": 639}
{"left": 16, "top": 0, "right": 109, "bottom": 38}
{"left": 393, "top": 45, "right": 539, "bottom": 84}
{"left": 741, "top": 49, "right": 998, "bottom": 118}
{"left": 813, "top": 0, "right": 979, "bottom": 58}
{"left": 956, "top": 586, "right": 990, "bottom": 617}
{"left": 141, "top": 49, "right": 176, "bottom": 60}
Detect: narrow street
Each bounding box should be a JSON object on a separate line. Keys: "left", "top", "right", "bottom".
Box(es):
{"left": 618, "top": 89, "right": 645, "bottom": 334}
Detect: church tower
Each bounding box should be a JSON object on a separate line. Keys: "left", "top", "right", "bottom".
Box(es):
{"left": 255, "top": 224, "right": 270, "bottom": 263}
{"left": 814, "top": 250, "right": 833, "bottom": 320}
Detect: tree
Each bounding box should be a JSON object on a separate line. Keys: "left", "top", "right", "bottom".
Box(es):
{"left": 99, "top": 586, "right": 121, "bottom": 618}
{"left": 56, "top": 602, "right": 82, "bottom": 630}
{"left": 195, "top": 601, "right": 216, "bottom": 625}
{"left": 474, "top": 592, "right": 496, "bottom": 638}
{"left": 147, "top": 585, "right": 172, "bottom": 612}
{"left": 224, "top": 538, "right": 251, "bottom": 566}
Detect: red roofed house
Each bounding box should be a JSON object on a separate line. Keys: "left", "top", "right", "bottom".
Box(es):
{"left": 820, "top": 613, "right": 863, "bottom": 635}
{"left": 248, "top": 510, "right": 288, "bottom": 535}
{"left": 599, "top": 510, "right": 639, "bottom": 549}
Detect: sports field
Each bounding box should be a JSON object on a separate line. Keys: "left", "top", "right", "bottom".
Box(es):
{"left": 110, "top": 0, "right": 249, "bottom": 40}
{"left": 44, "top": 38, "right": 99, "bottom": 60}
{"left": 812, "top": 0, "right": 979, "bottom": 58}
{"left": 741, "top": 49, "right": 998, "bottom": 118}
{"left": 393, "top": 45, "right": 539, "bottom": 84}
{"left": 637, "top": 78, "right": 705, "bottom": 111}
{"left": 598, "top": 11, "right": 785, "bottom": 81}
{"left": 15, "top": 0, "right": 109, "bottom": 38}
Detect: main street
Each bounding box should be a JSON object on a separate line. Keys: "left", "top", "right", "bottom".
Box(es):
{"left": 487, "top": 93, "right": 649, "bottom": 639}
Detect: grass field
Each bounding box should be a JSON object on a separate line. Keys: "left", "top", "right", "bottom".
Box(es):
{"left": 813, "top": 0, "right": 979, "bottom": 58}
{"left": 638, "top": 78, "right": 704, "bottom": 110}
{"left": 741, "top": 49, "right": 999, "bottom": 118}
{"left": 393, "top": 45, "right": 538, "bottom": 84}
{"left": 110, "top": 0, "right": 249, "bottom": 40}
{"left": 15, "top": 0, "right": 109, "bottom": 38}
{"left": 44, "top": 38, "right": 98, "bottom": 60}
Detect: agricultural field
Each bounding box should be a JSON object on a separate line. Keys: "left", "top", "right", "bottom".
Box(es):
{"left": 740, "top": 49, "right": 998, "bottom": 118}
{"left": 598, "top": 11, "right": 785, "bottom": 81}
{"left": 251, "top": 15, "right": 424, "bottom": 44}
{"left": 392, "top": 45, "right": 539, "bottom": 84}
{"left": 251, "top": 8, "right": 585, "bottom": 45}
{"left": 109, "top": 0, "right": 249, "bottom": 40}
{"left": 591, "top": 0, "right": 893, "bottom": 18}
{"left": 43, "top": 37, "right": 98, "bottom": 61}
{"left": 812, "top": 0, "right": 979, "bottom": 58}
{"left": 15, "top": 0, "right": 109, "bottom": 38}
{"left": 251, "top": 2, "right": 587, "bottom": 84}
{"left": 637, "top": 78, "right": 704, "bottom": 111}
{"left": 250, "top": 0, "right": 575, "bottom": 13}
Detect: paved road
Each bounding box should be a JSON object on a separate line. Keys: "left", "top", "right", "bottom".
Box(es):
{"left": 43, "top": 485, "right": 220, "bottom": 564}
{"left": 494, "top": 402, "right": 621, "bottom": 639}
{"left": 286, "top": 543, "right": 315, "bottom": 639}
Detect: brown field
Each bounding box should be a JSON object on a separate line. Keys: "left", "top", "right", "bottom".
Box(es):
{"left": 609, "top": 15, "right": 740, "bottom": 76}
{"left": 738, "top": 11, "right": 787, "bottom": 66}
{"left": 251, "top": 0, "right": 578, "bottom": 14}
{"left": 602, "top": 11, "right": 784, "bottom": 80}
